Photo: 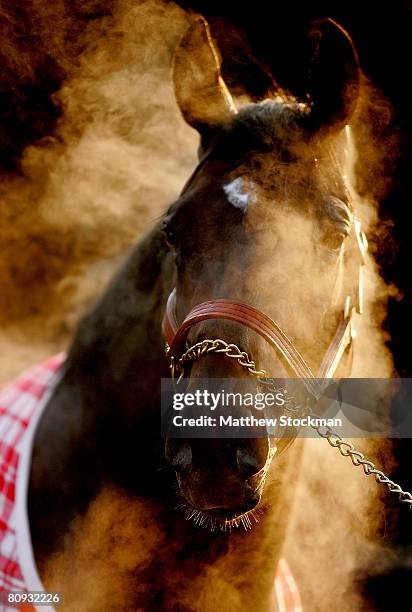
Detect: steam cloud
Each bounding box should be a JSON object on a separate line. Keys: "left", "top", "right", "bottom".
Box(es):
{"left": 0, "top": 0, "right": 196, "bottom": 380}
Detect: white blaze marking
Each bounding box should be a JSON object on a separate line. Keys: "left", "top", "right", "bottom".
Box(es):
{"left": 223, "top": 177, "right": 256, "bottom": 211}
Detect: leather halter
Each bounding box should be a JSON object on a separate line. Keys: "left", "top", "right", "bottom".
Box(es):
{"left": 161, "top": 222, "right": 412, "bottom": 510}
{"left": 162, "top": 218, "right": 367, "bottom": 399}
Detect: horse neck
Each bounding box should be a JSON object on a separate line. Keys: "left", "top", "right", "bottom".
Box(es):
{"left": 29, "top": 225, "right": 172, "bottom": 567}
{"left": 68, "top": 224, "right": 172, "bottom": 393}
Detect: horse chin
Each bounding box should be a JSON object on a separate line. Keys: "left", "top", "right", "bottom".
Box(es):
{"left": 175, "top": 484, "right": 264, "bottom": 532}
{"left": 178, "top": 499, "right": 263, "bottom": 532}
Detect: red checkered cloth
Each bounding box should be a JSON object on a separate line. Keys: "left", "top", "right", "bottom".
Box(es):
{"left": 0, "top": 354, "right": 64, "bottom": 611}
{"left": 0, "top": 355, "right": 301, "bottom": 612}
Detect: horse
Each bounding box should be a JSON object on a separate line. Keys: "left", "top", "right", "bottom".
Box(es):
{"left": 2, "top": 16, "right": 388, "bottom": 611}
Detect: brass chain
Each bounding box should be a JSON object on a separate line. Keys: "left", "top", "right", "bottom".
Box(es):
{"left": 310, "top": 423, "right": 412, "bottom": 507}
{"left": 176, "top": 338, "right": 267, "bottom": 377}
{"left": 169, "top": 337, "right": 412, "bottom": 510}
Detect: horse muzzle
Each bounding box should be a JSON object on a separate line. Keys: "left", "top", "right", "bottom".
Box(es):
{"left": 165, "top": 435, "right": 273, "bottom": 520}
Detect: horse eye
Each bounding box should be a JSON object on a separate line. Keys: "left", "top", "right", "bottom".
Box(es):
{"left": 162, "top": 223, "right": 178, "bottom": 249}
{"left": 165, "top": 231, "right": 177, "bottom": 249}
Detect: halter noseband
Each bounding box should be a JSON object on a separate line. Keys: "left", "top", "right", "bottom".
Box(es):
{"left": 162, "top": 218, "right": 367, "bottom": 399}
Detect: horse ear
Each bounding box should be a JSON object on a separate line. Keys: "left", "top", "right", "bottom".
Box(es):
{"left": 305, "top": 18, "right": 360, "bottom": 132}
{"left": 173, "top": 17, "right": 237, "bottom": 131}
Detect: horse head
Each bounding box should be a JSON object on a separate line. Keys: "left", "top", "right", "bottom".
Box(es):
{"left": 163, "top": 17, "right": 361, "bottom": 528}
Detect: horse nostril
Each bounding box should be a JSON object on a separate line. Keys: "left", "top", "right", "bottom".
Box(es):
{"left": 237, "top": 447, "right": 259, "bottom": 475}
{"left": 236, "top": 439, "right": 269, "bottom": 476}
{"left": 165, "top": 439, "right": 192, "bottom": 470}
{"left": 241, "top": 494, "right": 261, "bottom": 512}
